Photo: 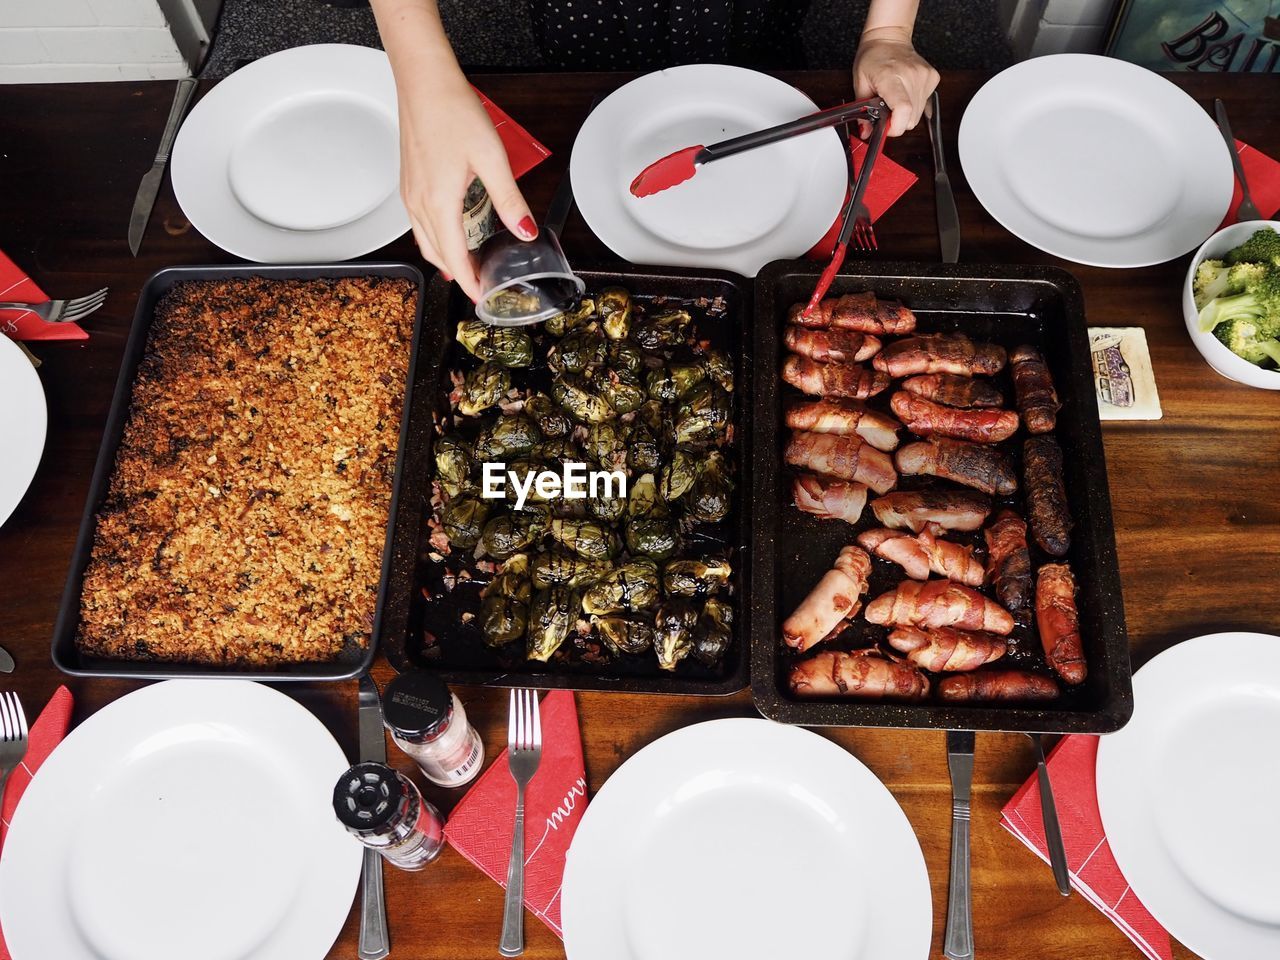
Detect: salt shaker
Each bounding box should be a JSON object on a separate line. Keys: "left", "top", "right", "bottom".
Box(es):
{"left": 332, "top": 761, "right": 445, "bottom": 871}
{"left": 382, "top": 672, "right": 484, "bottom": 788}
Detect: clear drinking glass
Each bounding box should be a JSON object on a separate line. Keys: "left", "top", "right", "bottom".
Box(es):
{"left": 474, "top": 229, "right": 585, "bottom": 327}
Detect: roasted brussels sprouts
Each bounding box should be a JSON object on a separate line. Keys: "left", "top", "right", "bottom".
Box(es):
{"left": 654, "top": 600, "right": 699, "bottom": 670}
{"left": 524, "top": 393, "right": 572, "bottom": 438}
{"left": 597, "top": 287, "right": 633, "bottom": 340}
{"left": 625, "top": 516, "right": 679, "bottom": 560}
{"left": 693, "top": 596, "right": 733, "bottom": 666}
{"left": 595, "top": 616, "right": 654, "bottom": 656}
{"left": 548, "top": 518, "right": 620, "bottom": 561}
{"left": 581, "top": 559, "right": 660, "bottom": 615}
{"left": 626, "top": 426, "right": 662, "bottom": 474}
{"left": 455, "top": 320, "right": 534, "bottom": 368}
{"left": 634, "top": 399, "right": 665, "bottom": 434}
{"left": 527, "top": 587, "right": 578, "bottom": 662}
{"left": 434, "top": 434, "right": 472, "bottom": 495}
{"left": 597, "top": 369, "right": 646, "bottom": 415}
{"left": 534, "top": 437, "right": 579, "bottom": 464}
{"left": 482, "top": 288, "right": 542, "bottom": 322}
{"left": 700, "top": 349, "right": 734, "bottom": 392}
{"left": 686, "top": 451, "right": 733, "bottom": 523}
{"left": 627, "top": 472, "right": 664, "bottom": 519}
{"left": 544, "top": 297, "right": 595, "bottom": 337}
{"left": 552, "top": 373, "right": 615, "bottom": 424}
{"left": 557, "top": 325, "right": 607, "bottom": 373}
{"left": 457, "top": 362, "right": 512, "bottom": 417}
{"left": 473, "top": 415, "right": 540, "bottom": 462}
{"left": 632, "top": 309, "right": 691, "bottom": 351}
{"left": 583, "top": 421, "right": 627, "bottom": 471}
{"left": 662, "top": 558, "right": 732, "bottom": 597}
{"left": 587, "top": 492, "right": 627, "bottom": 523}
{"left": 646, "top": 362, "right": 706, "bottom": 402}
{"left": 607, "top": 339, "right": 644, "bottom": 378}
{"left": 480, "top": 507, "right": 548, "bottom": 560}
{"left": 673, "top": 382, "right": 730, "bottom": 444}
{"left": 440, "top": 496, "right": 490, "bottom": 549}
{"left": 480, "top": 553, "right": 532, "bottom": 646}
{"left": 659, "top": 448, "right": 698, "bottom": 501}
{"left": 531, "top": 549, "right": 609, "bottom": 590}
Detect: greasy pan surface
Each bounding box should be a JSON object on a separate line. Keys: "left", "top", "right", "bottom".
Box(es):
{"left": 380, "top": 266, "right": 754, "bottom": 695}
{"left": 750, "top": 260, "right": 1131, "bottom": 732}
{"left": 50, "top": 262, "right": 424, "bottom": 681}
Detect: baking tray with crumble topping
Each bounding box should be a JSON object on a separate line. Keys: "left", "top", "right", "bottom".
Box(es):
{"left": 52, "top": 263, "right": 424, "bottom": 680}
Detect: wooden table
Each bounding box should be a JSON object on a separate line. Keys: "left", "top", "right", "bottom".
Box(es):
{"left": 1, "top": 69, "right": 1277, "bottom": 960}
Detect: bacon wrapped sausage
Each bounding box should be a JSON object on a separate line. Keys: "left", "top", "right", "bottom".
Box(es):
{"left": 895, "top": 438, "right": 1017, "bottom": 496}
{"left": 937, "top": 670, "right": 1059, "bottom": 701}
{"left": 901, "top": 373, "right": 1003, "bottom": 409}
{"left": 789, "top": 649, "right": 931, "bottom": 700}
{"left": 782, "top": 355, "right": 892, "bottom": 400}
{"left": 865, "top": 579, "right": 1015, "bottom": 635}
{"left": 869, "top": 489, "right": 992, "bottom": 533}
{"left": 984, "top": 510, "right": 1031, "bottom": 613}
{"left": 785, "top": 431, "right": 897, "bottom": 494}
{"left": 793, "top": 474, "right": 868, "bottom": 525}
{"left": 783, "top": 325, "right": 881, "bottom": 364}
{"left": 782, "top": 546, "right": 871, "bottom": 652}
{"left": 785, "top": 399, "right": 901, "bottom": 451}
{"left": 788, "top": 292, "right": 917, "bottom": 335}
{"left": 857, "top": 525, "right": 985, "bottom": 586}
{"left": 1036, "top": 563, "right": 1086, "bottom": 685}
{"left": 1010, "top": 344, "right": 1060, "bottom": 434}
{"left": 1023, "top": 437, "right": 1072, "bottom": 556}
{"left": 886, "top": 625, "right": 1007, "bottom": 672}
{"left": 890, "top": 391, "right": 1020, "bottom": 444}
{"left": 872, "top": 333, "right": 1007, "bottom": 378}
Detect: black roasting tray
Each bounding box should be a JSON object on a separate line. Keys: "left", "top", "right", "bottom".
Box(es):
{"left": 51, "top": 263, "right": 426, "bottom": 681}
{"left": 379, "top": 265, "right": 754, "bottom": 695}
{"left": 749, "top": 260, "right": 1132, "bottom": 733}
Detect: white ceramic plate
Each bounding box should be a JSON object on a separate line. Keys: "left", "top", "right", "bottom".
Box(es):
{"left": 1096, "top": 633, "right": 1280, "bottom": 960}
{"left": 959, "top": 54, "right": 1233, "bottom": 268}
{"left": 570, "top": 65, "right": 848, "bottom": 277}
{"left": 172, "top": 44, "right": 409, "bottom": 262}
{"left": 0, "top": 334, "right": 46, "bottom": 528}
{"left": 0, "top": 680, "right": 361, "bottom": 960}
{"left": 561, "top": 718, "right": 931, "bottom": 960}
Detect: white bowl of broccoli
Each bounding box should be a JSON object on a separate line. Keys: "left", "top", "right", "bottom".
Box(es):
{"left": 1184, "top": 219, "right": 1280, "bottom": 389}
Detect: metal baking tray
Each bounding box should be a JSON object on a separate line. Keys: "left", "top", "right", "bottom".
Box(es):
{"left": 749, "top": 261, "right": 1132, "bottom": 733}
{"left": 51, "top": 263, "right": 425, "bottom": 681}
{"left": 380, "top": 265, "right": 753, "bottom": 695}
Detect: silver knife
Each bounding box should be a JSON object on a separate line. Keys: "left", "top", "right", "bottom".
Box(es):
{"left": 926, "top": 90, "right": 961, "bottom": 264}
{"left": 1213, "top": 98, "right": 1260, "bottom": 223}
{"left": 357, "top": 674, "right": 391, "bottom": 960}
{"left": 128, "top": 78, "right": 197, "bottom": 256}
{"left": 944, "top": 730, "right": 975, "bottom": 960}
{"left": 0, "top": 645, "right": 13, "bottom": 673}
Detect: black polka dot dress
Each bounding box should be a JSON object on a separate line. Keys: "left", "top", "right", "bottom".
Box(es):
{"left": 529, "top": 0, "right": 810, "bottom": 70}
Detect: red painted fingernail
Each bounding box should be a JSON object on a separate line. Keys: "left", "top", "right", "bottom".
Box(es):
{"left": 517, "top": 216, "right": 538, "bottom": 240}
{"left": 441, "top": 271, "right": 453, "bottom": 282}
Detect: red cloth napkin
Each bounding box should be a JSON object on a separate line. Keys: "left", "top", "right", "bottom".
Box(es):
{"left": 0, "top": 685, "right": 74, "bottom": 960}
{"left": 475, "top": 87, "right": 552, "bottom": 181}
{"left": 806, "top": 138, "right": 918, "bottom": 259}
{"left": 0, "top": 251, "right": 89, "bottom": 343}
{"left": 999, "top": 734, "right": 1172, "bottom": 960}
{"left": 1222, "top": 139, "right": 1280, "bottom": 225}
{"left": 444, "top": 690, "right": 586, "bottom": 939}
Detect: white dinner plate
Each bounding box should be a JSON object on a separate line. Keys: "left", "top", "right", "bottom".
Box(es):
{"left": 570, "top": 65, "right": 848, "bottom": 277}
{"left": 0, "top": 334, "right": 46, "bottom": 528}
{"left": 0, "top": 680, "right": 361, "bottom": 960}
{"left": 172, "top": 44, "right": 409, "bottom": 262}
{"left": 1096, "top": 633, "right": 1280, "bottom": 960}
{"left": 958, "top": 54, "right": 1233, "bottom": 268}
{"left": 561, "top": 718, "right": 931, "bottom": 960}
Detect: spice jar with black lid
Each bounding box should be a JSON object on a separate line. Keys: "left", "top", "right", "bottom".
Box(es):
{"left": 332, "top": 761, "right": 444, "bottom": 871}
{"left": 382, "top": 672, "right": 484, "bottom": 788}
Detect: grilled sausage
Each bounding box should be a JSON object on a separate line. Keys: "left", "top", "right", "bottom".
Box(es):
{"left": 1036, "top": 562, "right": 1086, "bottom": 685}
{"left": 869, "top": 489, "right": 993, "bottom": 533}
{"left": 890, "top": 391, "right": 1020, "bottom": 444}
{"left": 782, "top": 546, "right": 871, "bottom": 652}
{"left": 937, "top": 670, "right": 1060, "bottom": 701}
{"left": 789, "top": 649, "right": 930, "bottom": 699}
{"left": 857, "top": 526, "right": 985, "bottom": 586}
{"left": 895, "top": 438, "right": 1017, "bottom": 496}
{"left": 793, "top": 474, "right": 868, "bottom": 525}
{"left": 783, "top": 325, "right": 881, "bottom": 364}
{"left": 864, "top": 579, "right": 1015, "bottom": 635}
{"left": 788, "top": 292, "right": 917, "bottom": 335}
{"left": 984, "top": 510, "right": 1032, "bottom": 613}
{"left": 901, "top": 373, "right": 1004, "bottom": 409}
{"left": 1023, "top": 436, "right": 1072, "bottom": 556}
{"left": 887, "top": 625, "right": 1007, "bottom": 672}
{"left": 782, "top": 355, "right": 892, "bottom": 400}
{"left": 785, "top": 399, "right": 901, "bottom": 451}
{"left": 1010, "top": 344, "right": 1060, "bottom": 434}
{"left": 873, "top": 333, "right": 1007, "bottom": 378}
{"left": 785, "top": 431, "right": 898, "bottom": 494}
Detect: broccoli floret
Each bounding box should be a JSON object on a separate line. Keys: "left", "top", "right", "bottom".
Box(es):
{"left": 1225, "top": 226, "right": 1280, "bottom": 267}
{"left": 1194, "top": 258, "right": 1230, "bottom": 308}
{"left": 1215, "top": 317, "right": 1280, "bottom": 368}
{"left": 1227, "top": 262, "right": 1267, "bottom": 293}
{"left": 1198, "top": 269, "right": 1280, "bottom": 332}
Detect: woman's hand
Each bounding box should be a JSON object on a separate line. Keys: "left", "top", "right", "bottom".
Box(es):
{"left": 397, "top": 78, "right": 536, "bottom": 300}
{"left": 852, "top": 25, "right": 940, "bottom": 137}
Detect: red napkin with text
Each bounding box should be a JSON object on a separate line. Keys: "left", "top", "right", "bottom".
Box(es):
{"left": 806, "top": 139, "right": 918, "bottom": 260}
{"left": 0, "top": 251, "right": 89, "bottom": 342}
{"left": 1222, "top": 139, "right": 1280, "bottom": 225}
{"left": 475, "top": 87, "right": 552, "bottom": 181}
{"left": 999, "top": 734, "right": 1172, "bottom": 960}
{"left": 0, "top": 685, "right": 75, "bottom": 960}
{"left": 444, "top": 690, "right": 586, "bottom": 939}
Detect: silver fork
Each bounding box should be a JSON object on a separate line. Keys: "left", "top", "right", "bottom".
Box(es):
{"left": 499, "top": 688, "right": 543, "bottom": 958}
{"left": 0, "top": 692, "right": 30, "bottom": 800}
{"left": 0, "top": 288, "right": 109, "bottom": 324}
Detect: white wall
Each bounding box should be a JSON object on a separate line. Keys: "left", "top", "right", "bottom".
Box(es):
{"left": 0, "top": 0, "right": 189, "bottom": 82}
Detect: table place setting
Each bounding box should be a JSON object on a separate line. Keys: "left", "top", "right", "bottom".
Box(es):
{"left": 1, "top": 31, "right": 1279, "bottom": 960}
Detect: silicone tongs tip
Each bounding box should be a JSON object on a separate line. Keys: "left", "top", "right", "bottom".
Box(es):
{"left": 629, "top": 145, "right": 705, "bottom": 198}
